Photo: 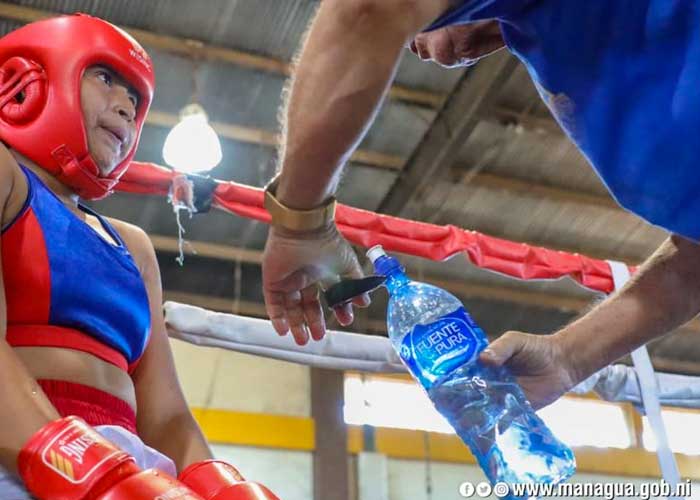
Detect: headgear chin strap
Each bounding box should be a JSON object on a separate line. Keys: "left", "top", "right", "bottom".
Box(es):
{"left": 0, "top": 14, "right": 155, "bottom": 200}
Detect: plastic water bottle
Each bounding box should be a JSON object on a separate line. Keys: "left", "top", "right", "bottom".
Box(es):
{"left": 367, "top": 246, "right": 576, "bottom": 494}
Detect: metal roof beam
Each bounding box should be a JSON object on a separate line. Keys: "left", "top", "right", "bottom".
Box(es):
{"left": 0, "top": 1, "right": 444, "bottom": 109}
{"left": 146, "top": 110, "right": 404, "bottom": 170}
{"left": 377, "top": 52, "right": 519, "bottom": 218}
{"left": 147, "top": 110, "right": 617, "bottom": 210}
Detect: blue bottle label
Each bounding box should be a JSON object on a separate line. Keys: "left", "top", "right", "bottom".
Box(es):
{"left": 400, "top": 307, "right": 488, "bottom": 389}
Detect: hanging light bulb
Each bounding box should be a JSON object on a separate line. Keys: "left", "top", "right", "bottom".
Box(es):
{"left": 162, "top": 103, "right": 222, "bottom": 173}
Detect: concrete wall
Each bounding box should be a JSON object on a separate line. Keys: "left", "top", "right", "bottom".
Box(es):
{"left": 170, "top": 338, "right": 311, "bottom": 416}
{"left": 211, "top": 444, "right": 313, "bottom": 500}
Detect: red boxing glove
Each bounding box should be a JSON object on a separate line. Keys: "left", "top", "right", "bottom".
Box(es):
{"left": 179, "top": 460, "right": 281, "bottom": 500}
{"left": 18, "top": 416, "right": 204, "bottom": 500}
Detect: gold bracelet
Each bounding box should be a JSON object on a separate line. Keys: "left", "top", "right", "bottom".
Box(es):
{"left": 263, "top": 176, "right": 336, "bottom": 232}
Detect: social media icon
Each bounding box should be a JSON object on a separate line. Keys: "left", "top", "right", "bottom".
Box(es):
{"left": 493, "top": 482, "right": 510, "bottom": 498}
{"left": 476, "top": 482, "right": 492, "bottom": 497}
{"left": 459, "top": 482, "right": 476, "bottom": 498}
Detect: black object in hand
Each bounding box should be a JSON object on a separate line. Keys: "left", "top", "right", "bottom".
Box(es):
{"left": 323, "top": 275, "right": 386, "bottom": 309}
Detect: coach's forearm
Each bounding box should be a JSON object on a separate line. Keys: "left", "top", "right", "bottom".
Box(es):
{"left": 557, "top": 235, "right": 700, "bottom": 382}
{"left": 277, "top": 0, "right": 450, "bottom": 209}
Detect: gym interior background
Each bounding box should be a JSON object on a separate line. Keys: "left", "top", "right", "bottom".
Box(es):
{"left": 3, "top": 1, "right": 700, "bottom": 498}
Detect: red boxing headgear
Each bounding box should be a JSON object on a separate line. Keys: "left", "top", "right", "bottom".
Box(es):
{"left": 0, "top": 14, "right": 155, "bottom": 200}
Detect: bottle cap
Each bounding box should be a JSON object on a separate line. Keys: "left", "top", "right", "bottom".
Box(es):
{"left": 366, "top": 245, "right": 386, "bottom": 263}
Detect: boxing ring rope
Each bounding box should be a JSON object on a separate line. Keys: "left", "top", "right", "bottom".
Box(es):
{"left": 120, "top": 162, "right": 689, "bottom": 489}
{"left": 119, "top": 162, "right": 632, "bottom": 293}
{"left": 164, "top": 301, "right": 700, "bottom": 411}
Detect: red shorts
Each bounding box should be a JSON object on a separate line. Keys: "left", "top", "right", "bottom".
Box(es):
{"left": 37, "top": 379, "right": 137, "bottom": 435}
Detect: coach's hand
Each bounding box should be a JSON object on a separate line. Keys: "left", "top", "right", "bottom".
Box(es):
{"left": 479, "top": 331, "right": 582, "bottom": 410}
{"left": 262, "top": 224, "right": 369, "bottom": 346}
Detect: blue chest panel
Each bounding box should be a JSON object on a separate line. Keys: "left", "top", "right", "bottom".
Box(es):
{"left": 14, "top": 166, "right": 151, "bottom": 362}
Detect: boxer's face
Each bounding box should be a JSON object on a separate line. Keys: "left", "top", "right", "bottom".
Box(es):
{"left": 81, "top": 65, "right": 140, "bottom": 176}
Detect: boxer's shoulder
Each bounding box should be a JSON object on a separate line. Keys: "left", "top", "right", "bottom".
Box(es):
{"left": 0, "top": 143, "right": 29, "bottom": 229}
{"left": 102, "top": 216, "right": 157, "bottom": 277}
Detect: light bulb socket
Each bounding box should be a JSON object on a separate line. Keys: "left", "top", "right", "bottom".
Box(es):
{"left": 179, "top": 102, "right": 208, "bottom": 121}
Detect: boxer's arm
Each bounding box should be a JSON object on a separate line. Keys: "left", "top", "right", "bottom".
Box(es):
{"left": 276, "top": 0, "right": 452, "bottom": 208}
{"left": 0, "top": 149, "right": 60, "bottom": 474}
{"left": 125, "top": 226, "right": 213, "bottom": 472}
{"left": 556, "top": 235, "right": 700, "bottom": 381}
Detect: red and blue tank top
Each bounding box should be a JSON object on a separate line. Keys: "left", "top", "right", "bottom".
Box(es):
{"left": 1, "top": 165, "right": 151, "bottom": 373}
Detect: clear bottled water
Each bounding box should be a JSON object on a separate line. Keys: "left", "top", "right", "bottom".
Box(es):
{"left": 368, "top": 246, "right": 576, "bottom": 496}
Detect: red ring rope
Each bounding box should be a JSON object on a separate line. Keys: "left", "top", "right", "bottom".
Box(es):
{"left": 119, "top": 161, "right": 635, "bottom": 295}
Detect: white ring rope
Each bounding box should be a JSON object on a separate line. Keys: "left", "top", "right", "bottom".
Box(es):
{"left": 165, "top": 301, "right": 700, "bottom": 410}
{"left": 164, "top": 302, "right": 405, "bottom": 373}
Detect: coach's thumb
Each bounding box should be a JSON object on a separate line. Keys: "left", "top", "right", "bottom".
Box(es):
{"left": 479, "top": 331, "right": 526, "bottom": 367}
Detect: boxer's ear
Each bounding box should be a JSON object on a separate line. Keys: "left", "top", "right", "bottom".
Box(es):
{"left": 0, "top": 57, "right": 47, "bottom": 125}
